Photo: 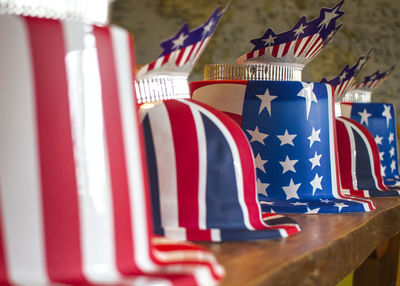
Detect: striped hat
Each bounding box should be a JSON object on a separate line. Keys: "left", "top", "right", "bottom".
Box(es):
{"left": 0, "top": 14, "right": 223, "bottom": 285}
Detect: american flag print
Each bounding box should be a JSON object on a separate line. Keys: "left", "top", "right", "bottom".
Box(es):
{"left": 341, "top": 102, "right": 400, "bottom": 187}
{"left": 191, "top": 80, "right": 375, "bottom": 214}
{"left": 336, "top": 117, "right": 400, "bottom": 197}
{"left": 141, "top": 99, "right": 301, "bottom": 241}
{"left": 0, "top": 15, "right": 224, "bottom": 286}
{"left": 352, "top": 65, "right": 396, "bottom": 90}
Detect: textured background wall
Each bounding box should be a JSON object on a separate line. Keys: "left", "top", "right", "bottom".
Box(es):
{"left": 111, "top": 0, "right": 400, "bottom": 116}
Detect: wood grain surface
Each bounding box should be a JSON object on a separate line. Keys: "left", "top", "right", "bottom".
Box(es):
{"left": 199, "top": 197, "right": 400, "bottom": 286}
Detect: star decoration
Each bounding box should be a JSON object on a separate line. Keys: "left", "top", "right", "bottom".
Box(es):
{"left": 358, "top": 108, "right": 371, "bottom": 126}
{"left": 308, "top": 127, "right": 321, "bottom": 148}
{"left": 279, "top": 156, "right": 298, "bottom": 174}
{"left": 293, "top": 23, "right": 306, "bottom": 37}
{"left": 306, "top": 207, "right": 320, "bottom": 214}
{"left": 172, "top": 32, "right": 188, "bottom": 50}
{"left": 257, "top": 178, "right": 270, "bottom": 196}
{"left": 260, "top": 201, "right": 275, "bottom": 205}
{"left": 334, "top": 202, "right": 348, "bottom": 212}
{"left": 379, "top": 152, "right": 384, "bottom": 161}
{"left": 310, "top": 173, "right": 323, "bottom": 195}
{"left": 381, "top": 165, "right": 386, "bottom": 176}
{"left": 391, "top": 160, "right": 397, "bottom": 173}
{"left": 389, "top": 132, "right": 395, "bottom": 144}
{"left": 256, "top": 88, "right": 277, "bottom": 116}
{"left": 390, "top": 146, "right": 395, "bottom": 157}
{"left": 297, "top": 82, "right": 317, "bottom": 120}
{"left": 320, "top": 199, "right": 332, "bottom": 203}
{"left": 262, "top": 34, "right": 276, "bottom": 46}
{"left": 318, "top": 5, "right": 341, "bottom": 30}
{"left": 277, "top": 129, "right": 297, "bottom": 146}
{"left": 291, "top": 202, "right": 309, "bottom": 206}
{"left": 339, "top": 71, "right": 347, "bottom": 82}
{"left": 255, "top": 153, "right": 268, "bottom": 174}
{"left": 202, "top": 19, "right": 215, "bottom": 38}
{"left": 282, "top": 178, "right": 301, "bottom": 200}
{"left": 247, "top": 126, "right": 269, "bottom": 145}
{"left": 270, "top": 209, "right": 276, "bottom": 214}
{"left": 374, "top": 135, "right": 383, "bottom": 145}
{"left": 309, "top": 151, "right": 322, "bottom": 170}
{"left": 382, "top": 104, "right": 392, "bottom": 128}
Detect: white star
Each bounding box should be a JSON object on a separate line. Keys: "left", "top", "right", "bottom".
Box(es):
{"left": 297, "top": 82, "right": 317, "bottom": 120}
{"left": 390, "top": 146, "right": 395, "bottom": 157}
{"left": 172, "top": 32, "right": 188, "bottom": 50}
{"left": 279, "top": 156, "right": 298, "bottom": 174}
{"left": 381, "top": 165, "right": 386, "bottom": 176}
{"left": 379, "top": 152, "right": 384, "bottom": 161}
{"left": 308, "top": 127, "right": 321, "bottom": 148}
{"left": 382, "top": 104, "right": 392, "bottom": 128}
{"left": 391, "top": 160, "right": 397, "bottom": 173}
{"left": 306, "top": 207, "right": 320, "bottom": 214}
{"left": 256, "top": 89, "right": 277, "bottom": 116}
{"left": 291, "top": 201, "right": 309, "bottom": 206}
{"left": 282, "top": 178, "right": 301, "bottom": 200}
{"left": 260, "top": 201, "right": 275, "bottom": 205}
{"left": 202, "top": 19, "right": 214, "bottom": 38}
{"left": 257, "top": 178, "right": 270, "bottom": 196}
{"left": 255, "top": 153, "right": 268, "bottom": 173}
{"left": 262, "top": 34, "right": 276, "bottom": 46}
{"left": 318, "top": 6, "right": 341, "bottom": 30}
{"left": 356, "top": 57, "right": 368, "bottom": 71}
{"left": 270, "top": 209, "right": 276, "bottom": 214}
{"left": 293, "top": 23, "right": 306, "bottom": 37}
{"left": 358, "top": 108, "right": 371, "bottom": 126}
{"left": 389, "top": 132, "right": 395, "bottom": 144}
{"left": 375, "top": 135, "right": 383, "bottom": 145}
{"left": 309, "top": 151, "right": 322, "bottom": 170}
{"left": 320, "top": 198, "right": 332, "bottom": 203}
{"left": 339, "top": 71, "right": 347, "bottom": 82}
{"left": 247, "top": 126, "right": 269, "bottom": 145}
{"left": 334, "top": 202, "right": 348, "bottom": 212}
{"left": 310, "top": 173, "right": 323, "bottom": 195}
{"left": 277, "top": 129, "right": 297, "bottom": 146}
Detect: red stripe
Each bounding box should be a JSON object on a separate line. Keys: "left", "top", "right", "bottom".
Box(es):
{"left": 164, "top": 101, "right": 200, "bottom": 230}
{"left": 294, "top": 38, "right": 302, "bottom": 54}
{"left": 246, "top": 51, "right": 254, "bottom": 59}
{"left": 25, "top": 17, "right": 86, "bottom": 283}
{"left": 183, "top": 44, "right": 197, "bottom": 65}
{"left": 271, "top": 44, "right": 280, "bottom": 57}
{"left": 147, "top": 61, "right": 156, "bottom": 72}
{"left": 175, "top": 48, "right": 186, "bottom": 66}
{"left": 0, "top": 193, "right": 9, "bottom": 285}
{"left": 186, "top": 229, "right": 212, "bottom": 241}
{"left": 281, "top": 41, "right": 292, "bottom": 57}
{"left": 297, "top": 35, "right": 312, "bottom": 56}
{"left": 305, "top": 37, "right": 321, "bottom": 58}
{"left": 162, "top": 53, "right": 171, "bottom": 65}
{"left": 93, "top": 26, "right": 140, "bottom": 274}
{"left": 258, "top": 48, "right": 265, "bottom": 57}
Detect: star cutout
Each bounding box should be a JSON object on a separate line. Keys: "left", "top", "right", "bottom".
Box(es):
{"left": 374, "top": 135, "right": 383, "bottom": 145}
{"left": 391, "top": 160, "right": 397, "bottom": 173}
{"left": 256, "top": 89, "right": 277, "bottom": 116}
{"left": 293, "top": 23, "right": 306, "bottom": 37}
{"left": 390, "top": 147, "right": 395, "bottom": 157}
{"left": 318, "top": 5, "right": 341, "bottom": 30}
{"left": 382, "top": 104, "right": 392, "bottom": 128}
{"left": 262, "top": 34, "right": 276, "bottom": 46}
{"left": 320, "top": 199, "right": 332, "bottom": 203}
{"left": 260, "top": 201, "right": 275, "bottom": 205}
{"left": 282, "top": 178, "right": 301, "bottom": 200}
{"left": 172, "top": 32, "right": 188, "bottom": 50}
{"left": 309, "top": 151, "right": 322, "bottom": 170}
{"left": 310, "top": 173, "right": 323, "bottom": 195}
{"left": 358, "top": 108, "right": 371, "bottom": 126}
{"left": 247, "top": 126, "right": 269, "bottom": 145}
{"left": 255, "top": 153, "right": 268, "bottom": 174}
{"left": 270, "top": 209, "right": 276, "bottom": 214}
{"left": 306, "top": 207, "right": 320, "bottom": 214}
{"left": 291, "top": 201, "right": 309, "bottom": 206}
{"left": 297, "top": 82, "right": 317, "bottom": 120}
{"left": 389, "top": 132, "right": 395, "bottom": 144}
{"left": 308, "top": 127, "right": 321, "bottom": 148}
{"left": 279, "top": 156, "right": 298, "bottom": 174}
{"left": 277, "top": 129, "right": 297, "bottom": 146}
{"left": 381, "top": 165, "right": 386, "bottom": 176}
{"left": 257, "top": 178, "right": 270, "bottom": 196}
{"left": 202, "top": 19, "right": 215, "bottom": 38}
{"left": 334, "top": 202, "right": 348, "bottom": 212}
{"left": 339, "top": 71, "right": 347, "bottom": 82}
{"left": 379, "top": 152, "right": 384, "bottom": 161}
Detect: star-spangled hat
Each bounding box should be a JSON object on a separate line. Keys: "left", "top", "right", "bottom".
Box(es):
{"left": 191, "top": 1, "right": 375, "bottom": 214}
{"left": 0, "top": 11, "right": 225, "bottom": 286}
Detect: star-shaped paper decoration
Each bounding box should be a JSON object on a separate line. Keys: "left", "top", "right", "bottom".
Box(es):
{"left": 257, "top": 178, "right": 270, "bottom": 196}
{"left": 247, "top": 126, "right": 269, "bottom": 145}
{"left": 255, "top": 153, "right": 268, "bottom": 174}
{"left": 358, "top": 108, "right": 371, "bottom": 126}
{"left": 256, "top": 88, "right": 277, "bottom": 116}
{"left": 308, "top": 127, "right": 321, "bottom": 148}
{"left": 277, "top": 129, "right": 297, "bottom": 146}
{"left": 279, "top": 156, "right": 298, "bottom": 174}
{"left": 375, "top": 135, "right": 383, "bottom": 145}
{"left": 317, "top": 0, "right": 344, "bottom": 30}
{"left": 309, "top": 151, "right": 322, "bottom": 170}
{"left": 334, "top": 202, "right": 348, "bottom": 212}
{"left": 310, "top": 173, "right": 323, "bottom": 195}
{"left": 391, "top": 160, "right": 397, "bottom": 173}
{"left": 297, "top": 83, "right": 317, "bottom": 120}
{"left": 306, "top": 207, "right": 320, "bottom": 214}
{"left": 282, "top": 178, "right": 301, "bottom": 200}
{"left": 389, "top": 132, "right": 395, "bottom": 144}
{"left": 390, "top": 147, "right": 395, "bottom": 158}
{"left": 382, "top": 104, "right": 392, "bottom": 128}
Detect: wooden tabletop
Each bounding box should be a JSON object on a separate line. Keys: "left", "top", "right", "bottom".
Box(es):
{"left": 200, "top": 197, "right": 400, "bottom": 286}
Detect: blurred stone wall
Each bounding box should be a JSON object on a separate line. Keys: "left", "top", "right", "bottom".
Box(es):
{"left": 111, "top": 0, "right": 400, "bottom": 115}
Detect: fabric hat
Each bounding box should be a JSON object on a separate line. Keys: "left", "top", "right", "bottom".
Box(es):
{"left": 0, "top": 13, "right": 223, "bottom": 285}
{"left": 336, "top": 116, "right": 400, "bottom": 197}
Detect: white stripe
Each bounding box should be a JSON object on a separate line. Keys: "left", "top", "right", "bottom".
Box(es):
{"left": 111, "top": 26, "right": 155, "bottom": 271}
{"left": 63, "top": 22, "right": 120, "bottom": 283}
{"left": 192, "top": 83, "right": 246, "bottom": 116}
{"left": 210, "top": 229, "right": 221, "bottom": 242}
{"left": 145, "top": 104, "right": 179, "bottom": 229}
{"left": 308, "top": 40, "right": 323, "bottom": 59}
{"left": 294, "top": 36, "right": 309, "bottom": 57}
{"left": 305, "top": 36, "right": 322, "bottom": 58}
{"left": 0, "top": 15, "right": 48, "bottom": 284}
{"left": 184, "top": 101, "right": 254, "bottom": 231}
{"left": 276, "top": 43, "right": 286, "bottom": 57}
{"left": 155, "top": 56, "right": 164, "bottom": 69}
{"left": 178, "top": 45, "right": 193, "bottom": 66}
{"left": 189, "top": 106, "right": 208, "bottom": 230}
{"left": 193, "top": 37, "right": 210, "bottom": 63}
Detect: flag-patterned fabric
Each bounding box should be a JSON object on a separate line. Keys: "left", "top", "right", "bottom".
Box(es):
{"left": 191, "top": 80, "right": 375, "bottom": 214}
{"left": 140, "top": 99, "right": 301, "bottom": 241}
{"left": 351, "top": 66, "right": 396, "bottom": 90}
{"left": 336, "top": 117, "right": 400, "bottom": 197}
{"left": 341, "top": 102, "right": 400, "bottom": 187}
{"left": 0, "top": 15, "right": 223, "bottom": 285}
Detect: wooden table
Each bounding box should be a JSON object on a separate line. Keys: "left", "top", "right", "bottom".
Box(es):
{"left": 201, "top": 197, "right": 400, "bottom": 286}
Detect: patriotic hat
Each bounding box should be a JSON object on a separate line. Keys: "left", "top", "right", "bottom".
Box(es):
{"left": 135, "top": 4, "right": 300, "bottom": 241}
{"left": 0, "top": 12, "right": 224, "bottom": 286}
{"left": 191, "top": 1, "right": 375, "bottom": 214}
